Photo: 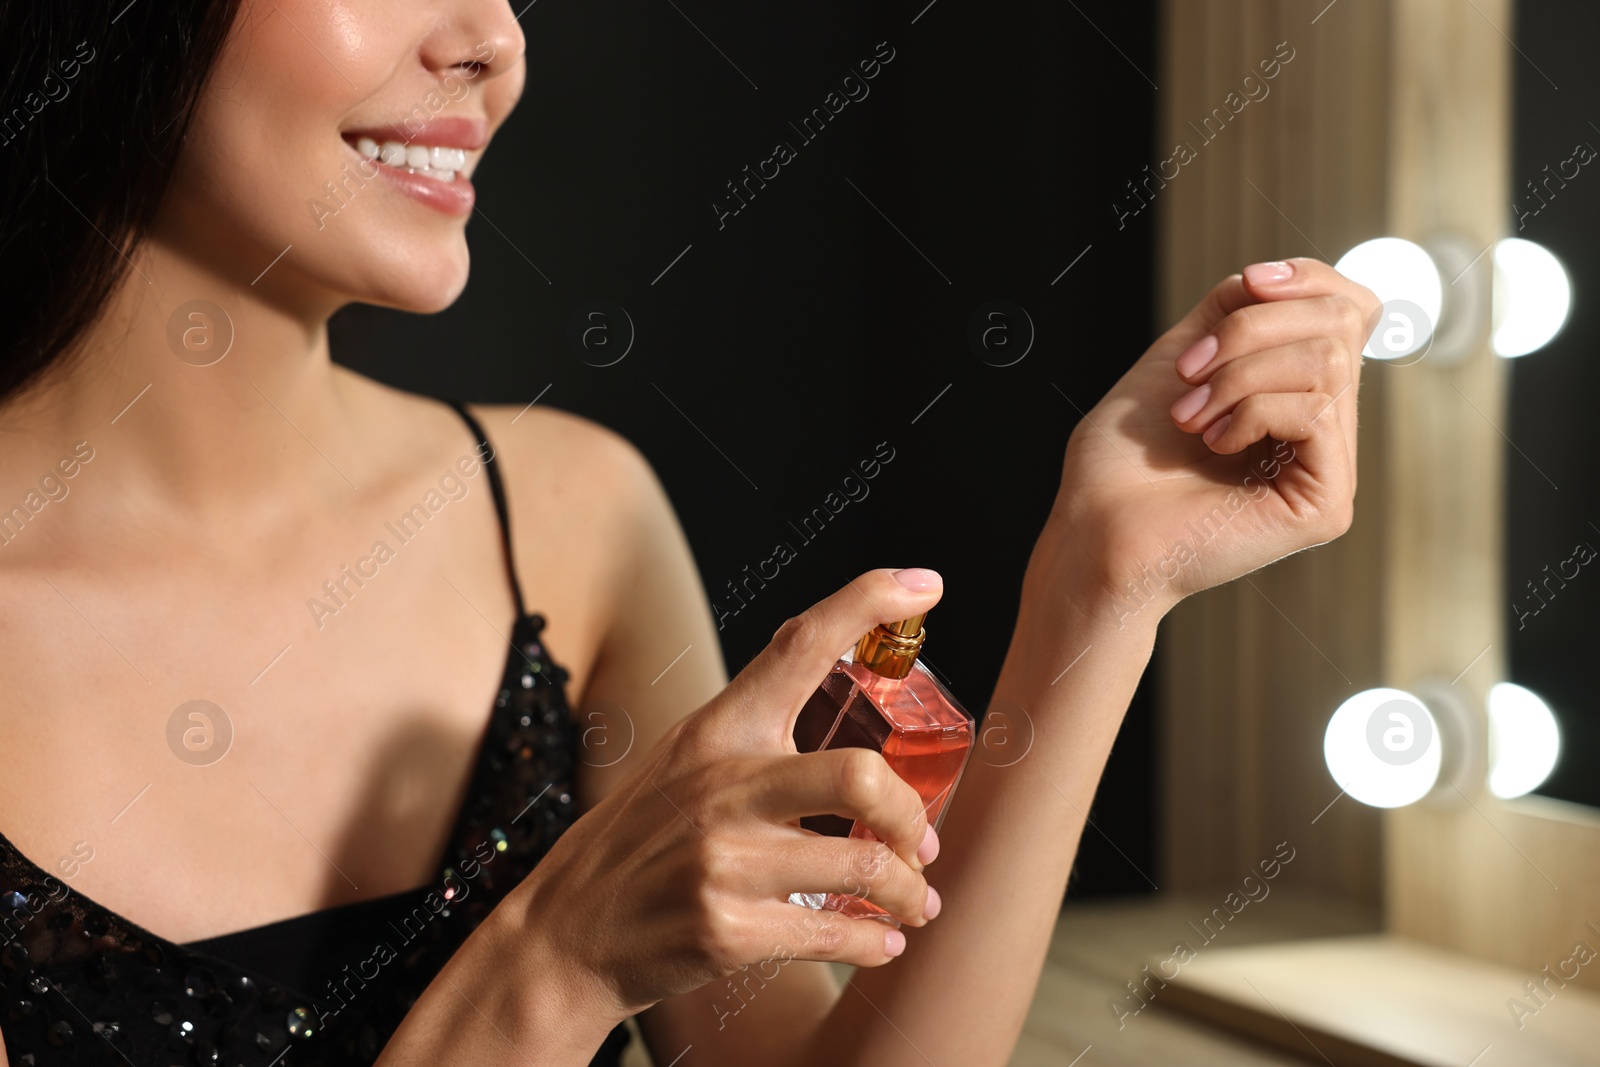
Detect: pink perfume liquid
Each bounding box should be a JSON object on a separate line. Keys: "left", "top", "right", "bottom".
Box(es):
{"left": 792, "top": 650, "right": 973, "bottom": 920}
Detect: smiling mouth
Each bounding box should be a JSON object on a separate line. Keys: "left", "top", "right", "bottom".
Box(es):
{"left": 346, "top": 135, "right": 469, "bottom": 182}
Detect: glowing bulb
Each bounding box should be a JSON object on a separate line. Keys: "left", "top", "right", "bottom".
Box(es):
{"left": 1487, "top": 682, "right": 1560, "bottom": 798}
{"left": 1323, "top": 687, "right": 1442, "bottom": 807}
{"left": 1333, "top": 238, "right": 1443, "bottom": 361}
{"left": 1491, "top": 238, "right": 1571, "bottom": 357}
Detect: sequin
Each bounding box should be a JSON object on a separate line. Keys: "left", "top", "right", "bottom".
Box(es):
{"left": 254, "top": 1025, "right": 285, "bottom": 1052}
{"left": 87, "top": 955, "right": 115, "bottom": 990}
{"left": 169, "top": 1017, "right": 196, "bottom": 1046}
{"left": 286, "top": 1006, "right": 315, "bottom": 1039}
{"left": 184, "top": 967, "right": 214, "bottom": 998}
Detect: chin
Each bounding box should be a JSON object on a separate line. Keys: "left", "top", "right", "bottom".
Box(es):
{"left": 349, "top": 244, "right": 473, "bottom": 315}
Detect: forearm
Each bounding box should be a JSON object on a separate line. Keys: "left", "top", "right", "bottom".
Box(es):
{"left": 375, "top": 887, "right": 626, "bottom": 1066}
{"left": 806, "top": 523, "right": 1164, "bottom": 1067}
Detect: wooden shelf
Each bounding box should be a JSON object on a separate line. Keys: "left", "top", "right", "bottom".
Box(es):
{"left": 1160, "top": 935, "right": 1600, "bottom": 1067}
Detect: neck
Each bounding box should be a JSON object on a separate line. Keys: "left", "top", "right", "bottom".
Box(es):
{"left": 0, "top": 232, "right": 363, "bottom": 517}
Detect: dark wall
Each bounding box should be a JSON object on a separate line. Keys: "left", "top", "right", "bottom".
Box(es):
{"left": 333, "top": 0, "right": 1160, "bottom": 896}
{"left": 1507, "top": 1, "right": 1600, "bottom": 809}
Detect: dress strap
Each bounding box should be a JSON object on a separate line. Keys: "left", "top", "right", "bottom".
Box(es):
{"left": 445, "top": 400, "right": 528, "bottom": 619}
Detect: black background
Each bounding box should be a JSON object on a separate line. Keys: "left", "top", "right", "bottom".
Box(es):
{"left": 333, "top": 0, "right": 1162, "bottom": 897}
{"left": 1507, "top": 2, "right": 1599, "bottom": 810}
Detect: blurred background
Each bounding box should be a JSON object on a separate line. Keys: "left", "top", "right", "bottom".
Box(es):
{"left": 333, "top": 0, "right": 1599, "bottom": 1063}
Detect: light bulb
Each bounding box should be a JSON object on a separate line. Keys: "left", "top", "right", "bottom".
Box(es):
{"left": 1487, "top": 682, "right": 1561, "bottom": 798}
{"left": 1491, "top": 238, "right": 1571, "bottom": 357}
{"left": 1323, "top": 687, "right": 1443, "bottom": 807}
{"left": 1333, "top": 238, "right": 1443, "bottom": 361}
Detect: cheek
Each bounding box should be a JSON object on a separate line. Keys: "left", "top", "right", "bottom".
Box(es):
{"left": 162, "top": 0, "right": 472, "bottom": 308}
{"left": 178, "top": 2, "right": 376, "bottom": 232}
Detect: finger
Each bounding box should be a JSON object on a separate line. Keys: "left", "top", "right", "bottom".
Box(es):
{"left": 1169, "top": 339, "right": 1352, "bottom": 434}
{"left": 746, "top": 748, "right": 931, "bottom": 871}
{"left": 753, "top": 900, "right": 913, "bottom": 968}
{"left": 1164, "top": 272, "right": 1253, "bottom": 346}
{"left": 1174, "top": 295, "right": 1369, "bottom": 384}
{"left": 1197, "top": 393, "right": 1354, "bottom": 529}
{"left": 1238, "top": 257, "right": 1382, "bottom": 324}
{"left": 716, "top": 569, "right": 945, "bottom": 745}
{"left": 761, "top": 832, "right": 933, "bottom": 927}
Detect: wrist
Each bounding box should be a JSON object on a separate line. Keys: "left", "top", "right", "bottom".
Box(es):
{"left": 477, "top": 877, "right": 632, "bottom": 1056}
{"left": 1022, "top": 513, "right": 1170, "bottom": 645}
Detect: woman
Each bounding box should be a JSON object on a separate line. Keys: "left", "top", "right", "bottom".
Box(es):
{"left": 0, "top": 0, "right": 1376, "bottom": 1064}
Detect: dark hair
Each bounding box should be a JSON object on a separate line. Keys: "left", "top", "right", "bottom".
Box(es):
{"left": 0, "top": 0, "right": 241, "bottom": 403}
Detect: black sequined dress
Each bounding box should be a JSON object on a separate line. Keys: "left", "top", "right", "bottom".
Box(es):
{"left": 0, "top": 402, "right": 631, "bottom": 1066}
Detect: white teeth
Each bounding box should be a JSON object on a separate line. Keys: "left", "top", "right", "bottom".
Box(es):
{"left": 430, "top": 146, "right": 467, "bottom": 171}
{"left": 355, "top": 137, "right": 464, "bottom": 180}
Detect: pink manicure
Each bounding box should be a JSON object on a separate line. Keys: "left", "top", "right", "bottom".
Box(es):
{"left": 1170, "top": 383, "right": 1211, "bottom": 424}
{"left": 1175, "top": 334, "right": 1219, "bottom": 377}
{"left": 885, "top": 929, "right": 907, "bottom": 957}
{"left": 892, "top": 568, "right": 942, "bottom": 591}
{"left": 1243, "top": 260, "right": 1294, "bottom": 286}
{"left": 917, "top": 825, "right": 940, "bottom": 865}
{"left": 923, "top": 886, "right": 942, "bottom": 921}
{"left": 1203, "top": 414, "right": 1233, "bottom": 447}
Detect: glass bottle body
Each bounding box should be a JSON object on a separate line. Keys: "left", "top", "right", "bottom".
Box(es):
{"left": 790, "top": 650, "right": 974, "bottom": 920}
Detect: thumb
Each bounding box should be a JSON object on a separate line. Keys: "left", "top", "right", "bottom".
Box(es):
{"left": 717, "top": 568, "right": 945, "bottom": 748}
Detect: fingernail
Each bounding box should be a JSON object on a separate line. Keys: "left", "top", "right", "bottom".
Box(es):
{"left": 892, "top": 568, "right": 941, "bottom": 591}
{"left": 1175, "top": 334, "right": 1219, "bottom": 377}
{"left": 1244, "top": 260, "right": 1294, "bottom": 286}
{"left": 922, "top": 886, "right": 942, "bottom": 921}
{"left": 884, "top": 929, "right": 907, "bottom": 957}
{"left": 1170, "top": 383, "right": 1211, "bottom": 424}
{"left": 917, "top": 825, "right": 940, "bottom": 865}
{"left": 1203, "top": 413, "right": 1233, "bottom": 447}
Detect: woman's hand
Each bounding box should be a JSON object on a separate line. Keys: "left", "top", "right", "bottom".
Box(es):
{"left": 505, "top": 569, "right": 947, "bottom": 1025}
{"left": 1044, "top": 257, "right": 1380, "bottom": 624}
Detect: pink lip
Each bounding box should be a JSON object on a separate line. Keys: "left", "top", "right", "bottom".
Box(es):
{"left": 341, "top": 116, "right": 488, "bottom": 150}
{"left": 342, "top": 140, "right": 476, "bottom": 218}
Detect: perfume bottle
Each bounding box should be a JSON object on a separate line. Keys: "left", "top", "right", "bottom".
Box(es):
{"left": 790, "top": 612, "right": 974, "bottom": 920}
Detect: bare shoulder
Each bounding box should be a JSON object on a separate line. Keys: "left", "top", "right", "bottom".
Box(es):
{"left": 468, "top": 403, "right": 659, "bottom": 510}
{"left": 334, "top": 368, "right": 675, "bottom": 697}
{"left": 464, "top": 403, "right": 678, "bottom": 701}
{"left": 335, "top": 368, "right": 663, "bottom": 526}
{"left": 465, "top": 401, "right": 672, "bottom": 602}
